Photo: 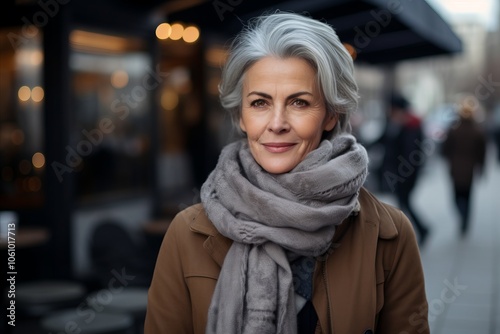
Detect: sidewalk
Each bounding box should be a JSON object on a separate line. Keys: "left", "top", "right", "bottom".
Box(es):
{"left": 375, "top": 144, "right": 500, "bottom": 333}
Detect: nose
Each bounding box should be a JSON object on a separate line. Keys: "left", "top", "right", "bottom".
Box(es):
{"left": 267, "top": 105, "right": 290, "bottom": 134}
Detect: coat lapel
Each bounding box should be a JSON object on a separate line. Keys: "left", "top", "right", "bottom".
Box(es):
{"left": 313, "top": 188, "right": 398, "bottom": 333}
{"left": 188, "top": 204, "right": 232, "bottom": 268}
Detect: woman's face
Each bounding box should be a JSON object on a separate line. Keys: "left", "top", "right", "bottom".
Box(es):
{"left": 240, "top": 56, "right": 337, "bottom": 174}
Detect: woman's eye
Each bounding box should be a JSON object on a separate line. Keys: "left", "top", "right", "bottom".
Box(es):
{"left": 250, "top": 99, "right": 267, "bottom": 108}
{"left": 292, "top": 99, "right": 309, "bottom": 107}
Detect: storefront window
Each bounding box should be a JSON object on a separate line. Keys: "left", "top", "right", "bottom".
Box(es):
{"left": 69, "top": 30, "right": 153, "bottom": 202}
{"left": 0, "top": 27, "right": 44, "bottom": 209}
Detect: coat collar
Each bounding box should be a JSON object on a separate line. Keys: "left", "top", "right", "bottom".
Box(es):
{"left": 187, "top": 187, "right": 398, "bottom": 266}
{"left": 358, "top": 187, "right": 398, "bottom": 240}
{"left": 187, "top": 204, "right": 232, "bottom": 267}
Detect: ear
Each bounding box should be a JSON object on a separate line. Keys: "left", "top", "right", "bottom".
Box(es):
{"left": 323, "top": 113, "right": 338, "bottom": 132}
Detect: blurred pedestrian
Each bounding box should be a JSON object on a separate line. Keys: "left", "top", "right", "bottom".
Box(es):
{"left": 378, "top": 93, "right": 430, "bottom": 245}
{"left": 442, "top": 96, "right": 487, "bottom": 237}
{"left": 492, "top": 104, "right": 500, "bottom": 162}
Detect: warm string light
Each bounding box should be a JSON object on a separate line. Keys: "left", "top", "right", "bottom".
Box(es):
{"left": 156, "top": 23, "right": 172, "bottom": 40}
{"left": 32, "top": 152, "right": 45, "bottom": 169}
{"left": 111, "top": 70, "right": 129, "bottom": 88}
{"left": 156, "top": 22, "right": 200, "bottom": 43}
{"left": 342, "top": 43, "right": 357, "bottom": 61}
{"left": 18, "top": 86, "right": 31, "bottom": 101}
{"left": 18, "top": 86, "right": 45, "bottom": 102}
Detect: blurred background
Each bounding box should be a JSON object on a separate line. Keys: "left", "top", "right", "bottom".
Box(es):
{"left": 0, "top": 0, "right": 499, "bottom": 333}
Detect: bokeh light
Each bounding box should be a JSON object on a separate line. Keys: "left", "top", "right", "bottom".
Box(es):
{"left": 169, "top": 23, "right": 184, "bottom": 41}
{"left": 28, "top": 176, "right": 42, "bottom": 192}
{"left": 111, "top": 70, "right": 129, "bottom": 89}
{"left": 32, "top": 152, "right": 46, "bottom": 169}
{"left": 31, "top": 86, "right": 44, "bottom": 102}
{"left": 18, "top": 86, "right": 31, "bottom": 102}
{"left": 182, "top": 26, "right": 200, "bottom": 43}
{"left": 31, "top": 50, "right": 43, "bottom": 66}
{"left": 343, "top": 43, "right": 357, "bottom": 60}
{"left": 156, "top": 23, "right": 172, "bottom": 40}
{"left": 161, "top": 88, "right": 179, "bottom": 111}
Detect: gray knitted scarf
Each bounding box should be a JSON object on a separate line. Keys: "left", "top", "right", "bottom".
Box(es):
{"left": 201, "top": 134, "right": 369, "bottom": 334}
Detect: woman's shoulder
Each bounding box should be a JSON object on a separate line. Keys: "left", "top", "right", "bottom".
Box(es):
{"left": 167, "top": 204, "right": 232, "bottom": 268}
{"left": 358, "top": 187, "right": 415, "bottom": 240}
{"left": 169, "top": 203, "right": 219, "bottom": 238}
{"left": 358, "top": 188, "right": 422, "bottom": 276}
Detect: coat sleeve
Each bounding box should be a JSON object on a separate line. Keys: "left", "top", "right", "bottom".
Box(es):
{"left": 476, "top": 129, "right": 487, "bottom": 174}
{"left": 376, "top": 211, "right": 429, "bottom": 333}
{"left": 144, "top": 215, "right": 194, "bottom": 334}
{"left": 441, "top": 128, "right": 454, "bottom": 161}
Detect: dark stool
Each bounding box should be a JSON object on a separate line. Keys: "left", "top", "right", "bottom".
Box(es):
{"left": 17, "top": 280, "right": 86, "bottom": 317}
{"left": 41, "top": 310, "right": 134, "bottom": 334}
{"left": 87, "top": 287, "right": 148, "bottom": 334}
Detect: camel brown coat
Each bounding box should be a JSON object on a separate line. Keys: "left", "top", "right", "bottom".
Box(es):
{"left": 144, "top": 188, "right": 429, "bottom": 334}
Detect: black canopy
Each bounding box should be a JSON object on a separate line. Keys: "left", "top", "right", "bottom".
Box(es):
{"left": 3, "top": 0, "right": 462, "bottom": 64}
{"left": 164, "top": 0, "right": 463, "bottom": 64}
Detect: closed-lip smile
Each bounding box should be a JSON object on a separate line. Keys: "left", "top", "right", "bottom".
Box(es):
{"left": 262, "top": 142, "right": 296, "bottom": 153}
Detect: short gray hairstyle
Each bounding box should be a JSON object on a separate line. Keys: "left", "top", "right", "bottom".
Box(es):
{"left": 219, "top": 11, "right": 359, "bottom": 138}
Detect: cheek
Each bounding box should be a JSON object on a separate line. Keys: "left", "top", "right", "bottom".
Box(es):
{"left": 299, "top": 119, "right": 328, "bottom": 141}
{"left": 240, "top": 114, "right": 265, "bottom": 139}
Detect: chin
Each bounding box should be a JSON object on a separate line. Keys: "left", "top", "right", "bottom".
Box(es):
{"left": 259, "top": 162, "right": 295, "bottom": 175}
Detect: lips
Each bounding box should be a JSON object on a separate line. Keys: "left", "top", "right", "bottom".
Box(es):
{"left": 262, "top": 142, "right": 297, "bottom": 153}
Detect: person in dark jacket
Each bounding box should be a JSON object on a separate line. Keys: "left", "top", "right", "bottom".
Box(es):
{"left": 378, "top": 94, "right": 430, "bottom": 245}
{"left": 442, "top": 96, "right": 487, "bottom": 236}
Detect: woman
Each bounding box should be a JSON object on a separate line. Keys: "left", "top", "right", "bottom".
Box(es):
{"left": 145, "top": 12, "right": 428, "bottom": 334}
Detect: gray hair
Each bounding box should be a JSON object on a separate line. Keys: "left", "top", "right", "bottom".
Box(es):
{"left": 219, "top": 11, "right": 359, "bottom": 138}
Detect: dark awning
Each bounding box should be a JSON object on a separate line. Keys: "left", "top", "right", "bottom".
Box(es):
{"left": 3, "top": 0, "right": 462, "bottom": 64}
{"left": 164, "top": 0, "right": 462, "bottom": 64}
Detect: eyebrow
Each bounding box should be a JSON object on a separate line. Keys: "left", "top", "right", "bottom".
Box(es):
{"left": 246, "top": 91, "right": 313, "bottom": 99}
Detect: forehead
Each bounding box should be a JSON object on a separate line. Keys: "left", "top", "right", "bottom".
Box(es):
{"left": 243, "top": 57, "right": 318, "bottom": 90}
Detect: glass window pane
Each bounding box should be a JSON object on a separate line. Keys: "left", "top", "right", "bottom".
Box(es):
{"left": 69, "top": 30, "right": 152, "bottom": 202}
{"left": 0, "top": 27, "right": 44, "bottom": 209}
